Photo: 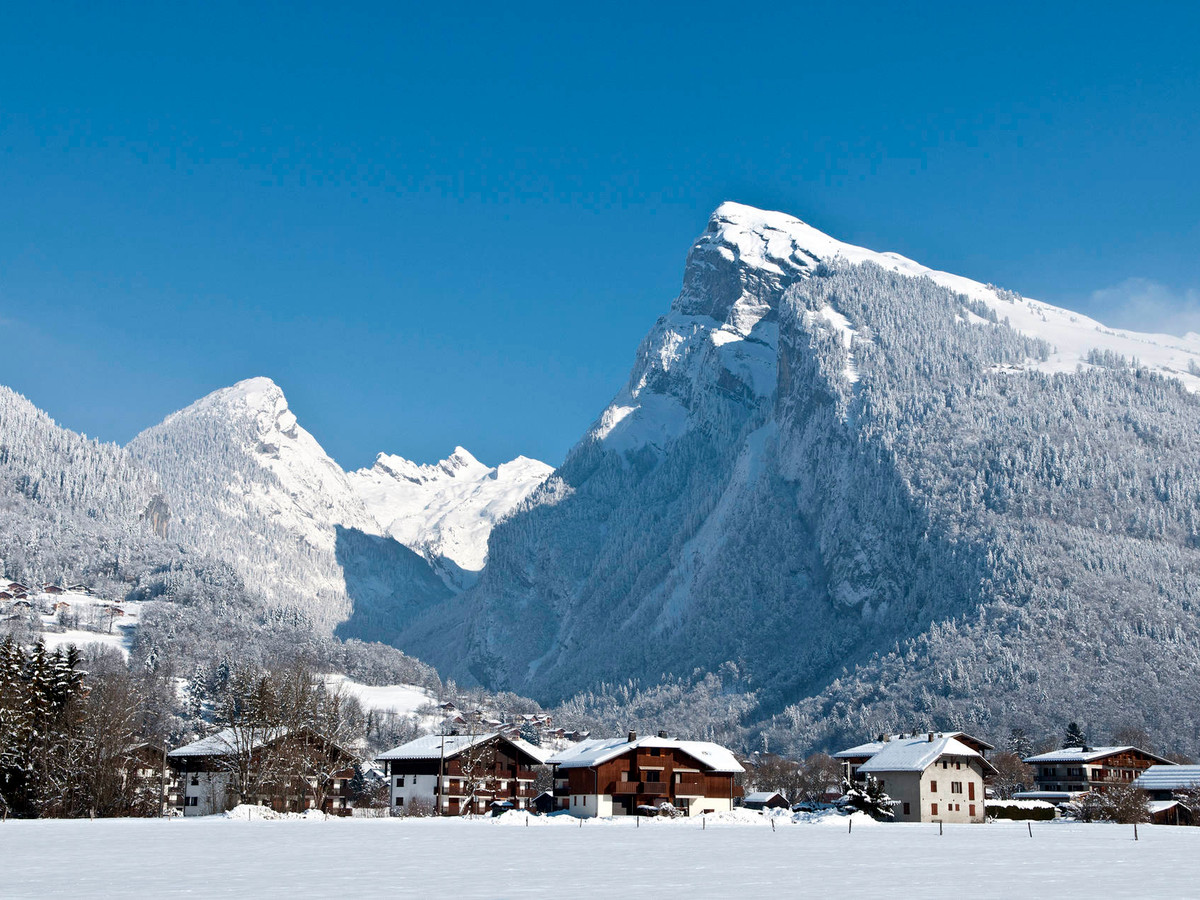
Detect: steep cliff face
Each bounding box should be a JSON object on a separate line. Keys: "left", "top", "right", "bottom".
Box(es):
{"left": 423, "top": 204, "right": 1200, "bottom": 754}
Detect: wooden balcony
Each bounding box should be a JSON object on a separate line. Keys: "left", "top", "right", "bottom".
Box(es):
{"left": 636, "top": 754, "right": 665, "bottom": 769}
{"left": 608, "top": 781, "right": 669, "bottom": 796}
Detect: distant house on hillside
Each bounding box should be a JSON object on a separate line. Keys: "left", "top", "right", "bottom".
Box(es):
{"left": 835, "top": 732, "right": 996, "bottom": 823}
{"left": 169, "top": 727, "right": 356, "bottom": 817}
{"left": 742, "top": 790, "right": 789, "bottom": 810}
{"left": 376, "top": 732, "right": 546, "bottom": 815}
{"left": 545, "top": 731, "right": 744, "bottom": 817}
{"left": 1022, "top": 746, "right": 1173, "bottom": 798}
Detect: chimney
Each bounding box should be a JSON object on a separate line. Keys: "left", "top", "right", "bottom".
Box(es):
{"left": 657, "top": 730, "right": 668, "bottom": 739}
{"left": 928, "top": 732, "right": 935, "bottom": 742}
{"left": 628, "top": 731, "right": 637, "bottom": 744}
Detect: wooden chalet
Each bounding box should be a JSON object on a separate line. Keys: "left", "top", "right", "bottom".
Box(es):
{"left": 169, "top": 727, "right": 357, "bottom": 817}
{"left": 1022, "top": 746, "right": 1174, "bottom": 795}
{"left": 376, "top": 732, "right": 547, "bottom": 815}
{"left": 742, "top": 790, "right": 789, "bottom": 810}
{"left": 545, "top": 731, "right": 744, "bottom": 817}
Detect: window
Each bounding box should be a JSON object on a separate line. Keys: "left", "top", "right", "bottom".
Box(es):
{"left": 969, "top": 804, "right": 976, "bottom": 817}
{"left": 903, "top": 802, "right": 911, "bottom": 816}
{"left": 931, "top": 803, "right": 938, "bottom": 816}
{"left": 396, "top": 777, "right": 404, "bottom": 788}
{"left": 955, "top": 761, "right": 961, "bottom": 770}
{"left": 968, "top": 782, "right": 975, "bottom": 801}
{"left": 951, "top": 782, "right": 963, "bottom": 794}
{"left": 942, "top": 761, "right": 948, "bottom": 769}
{"left": 930, "top": 780, "right": 938, "bottom": 792}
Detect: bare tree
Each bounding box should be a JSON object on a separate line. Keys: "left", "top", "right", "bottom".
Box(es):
{"left": 989, "top": 751, "right": 1035, "bottom": 800}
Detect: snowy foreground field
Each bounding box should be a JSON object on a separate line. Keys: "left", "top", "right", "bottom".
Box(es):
{"left": 4, "top": 811, "right": 1199, "bottom": 899}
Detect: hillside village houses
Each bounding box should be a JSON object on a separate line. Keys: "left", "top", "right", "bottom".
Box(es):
{"left": 376, "top": 732, "right": 547, "bottom": 815}
{"left": 835, "top": 732, "right": 996, "bottom": 823}
{"left": 544, "top": 731, "right": 745, "bottom": 817}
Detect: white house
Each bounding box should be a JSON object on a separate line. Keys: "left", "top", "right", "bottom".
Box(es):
{"left": 835, "top": 732, "right": 995, "bottom": 823}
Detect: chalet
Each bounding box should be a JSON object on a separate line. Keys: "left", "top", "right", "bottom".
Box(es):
{"left": 169, "top": 727, "right": 357, "bottom": 817}
{"left": 545, "top": 732, "right": 744, "bottom": 817}
{"left": 42, "top": 583, "right": 64, "bottom": 594}
{"left": 835, "top": 732, "right": 996, "bottom": 823}
{"left": 1133, "top": 764, "right": 1200, "bottom": 825}
{"left": 7, "top": 582, "right": 29, "bottom": 593}
{"left": 1134, "top": 764, "right": 1200, "bottom": 798}
{"left": 742, "top": 790, "right": 789, "bottom": 810}
{"left": 1022, "top": 746, "right": 1173, "bottom": 795}
{"left": 0, "top": 591, "right": 13, "bottom": 601}
{"left": 376, "top": 732, "right": 547, "bottom": 815}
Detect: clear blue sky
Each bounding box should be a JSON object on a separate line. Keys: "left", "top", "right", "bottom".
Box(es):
{"left": 2, "top": 1, "right": 1198, "bottom": 468}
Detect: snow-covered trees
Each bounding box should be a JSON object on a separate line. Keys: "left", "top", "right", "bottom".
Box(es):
{"left": 840, "top": 775, "right": 896, "bottom": 821}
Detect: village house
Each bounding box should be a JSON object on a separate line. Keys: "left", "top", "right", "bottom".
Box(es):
{"left": 169, "top": 727, "right": 357, "bottom": 817}
{"left": 835, "top": 732, "right": 996, "bottom": 823}
{"left": 545, "top": 732, "right": 744, "bottom": 817}
{"left": 742, "top": 790, "right": 789, "bottom": 811}
{"left": 376, "top": 732, "right": 547, "bottom": 815}
{"left": 1132, "top": 765, "right": 1200, "bottom": 826}
{"left": 1020, "top": 745, "right": 1174, "bottom": 801}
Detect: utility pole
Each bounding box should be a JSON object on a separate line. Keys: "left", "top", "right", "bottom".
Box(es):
{"left": 438, "top": 734, "right": 446, "bottom": 817}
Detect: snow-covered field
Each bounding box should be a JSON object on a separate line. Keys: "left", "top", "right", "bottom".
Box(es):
{"left": 322, "top": 674, "right": 434, "bottom": 717}
{"left": 2, "top": 813, "right": 1197, "bottom": 898}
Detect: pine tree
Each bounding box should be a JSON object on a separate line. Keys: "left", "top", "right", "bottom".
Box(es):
{"left": 1063, "top": 721, "right": 1088, "bottom": 748}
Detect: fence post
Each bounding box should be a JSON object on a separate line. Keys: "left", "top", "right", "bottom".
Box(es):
{"left": 1028, "top": 821, "right": 1032, "bottom": 838}
{"left": 1134, "top": 822, "right": 1139, "bottom": 841}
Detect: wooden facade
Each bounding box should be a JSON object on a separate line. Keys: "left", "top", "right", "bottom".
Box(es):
{"left": 1024, "top": 746, "right": 1171, "bottom": 794}
{"left": 549, "top": 738, "right": 744, "bottom": 817}
{"left": 379, "top": 734, "right": 545, "bottom": 815}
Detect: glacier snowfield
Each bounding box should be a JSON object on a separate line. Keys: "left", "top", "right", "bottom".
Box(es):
{"left": 3, "top": 813, "right": 1198, "bottom": 898}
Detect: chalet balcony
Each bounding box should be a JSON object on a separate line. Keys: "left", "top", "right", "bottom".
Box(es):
{"left": 516, "top": 769, "right": 537, "bottom": 781}
{"left": 636, "top": 754, "right": 666, "bottom": 769}
{"left": 608, "top": 781, "right": 669, "bottom": 796}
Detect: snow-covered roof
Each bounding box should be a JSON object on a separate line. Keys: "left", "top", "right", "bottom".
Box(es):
{"left": 1134, "top": 764, "right": 1200, "bottom": 791}
{"left": 1013, "top": 790, "right": 1084, "bottom": 802}
{"left": 743, "top": 791, "right": 785, "bottom": 803}
{"left": 855, "top": 734, "right": 996, "bottom": 775}
{"left": 169, "top": 727, "right": 284, "bottom": 758}
{"left": 834, "top": 732, "right": 992, "bottom": 759}
{"left": 1148, "top": 800, "right": 1184, "bottom": 814}
{"left": 1022, "top": 746, "right": 1172, "bottom": 765}
{"left": 545, "top": 736, "right": 743, "bottom": 773}
{"left": 376, "top": 732, "right": 547, "bottom": 765}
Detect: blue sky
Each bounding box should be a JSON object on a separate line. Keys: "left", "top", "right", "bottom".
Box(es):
{"left": 2, "top": 1, "right": 1198, "bottom": 468}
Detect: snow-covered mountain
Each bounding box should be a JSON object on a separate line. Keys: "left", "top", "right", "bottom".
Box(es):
{"left": 128, "top": 377, "right": 453, "bottom": 633}
{"left": 348, "top": 447, "right": 551, "bottom": 585}
{"left": 398, "top": 202, "right": 1200, "bottom": 755}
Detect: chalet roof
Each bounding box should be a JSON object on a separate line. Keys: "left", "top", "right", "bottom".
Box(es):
{"left": 1134, "top": 764, "right": 1200, "bottom": 791}
{"left": 744, "top": 791, "right": 786, "bottom": 803}
{"left": 834, "top": 731, "right": 993, "bottom": 759}
{"left": 169, "top": 727, "right": 284, "bottom": 758}
{"left": 375, "top": 732, "right": 547, "bottom": 765}
{"left": 856, "top": 734, "right": 997, "bottom": 775}
{"left": 1022, "top": 746, "right": 1174, "bottom": 765}
{"left": 545, "top": 737, "right": 744, "bottom": 773}
{"left": 1148, "top": 800, "right": 1184, "bottom": 815}
{"left": 168, "top": 726, "right": 349, "bottom": 759}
